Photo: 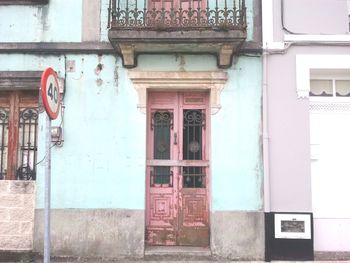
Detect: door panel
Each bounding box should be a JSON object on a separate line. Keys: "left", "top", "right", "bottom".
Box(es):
{"left": 310, "top": 104, "right": 350, "bottom": 251}
{"left": 146, "top": 92, "right": 209, "bottom": 246}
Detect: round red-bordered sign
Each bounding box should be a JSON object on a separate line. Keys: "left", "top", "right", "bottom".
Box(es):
{"left": 41, "top": 68, "right": 61, "bottom": 120}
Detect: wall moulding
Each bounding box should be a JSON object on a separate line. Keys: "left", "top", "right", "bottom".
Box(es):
{"left": 0, "top": 71, "right": 42, "bottom": 90}
{"left": 128, "top": 71, "right": 228, "bottom": 114}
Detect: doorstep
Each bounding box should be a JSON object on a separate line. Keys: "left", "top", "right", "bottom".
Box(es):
{"left": 145, "top": 246, "right": 212, "bottom": 260}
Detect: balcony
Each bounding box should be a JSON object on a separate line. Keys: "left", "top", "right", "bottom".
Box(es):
{"left": 107, "top": 0, "right": 247, "bottom": 68}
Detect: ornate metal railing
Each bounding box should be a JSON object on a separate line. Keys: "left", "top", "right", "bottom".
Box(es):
{"left": 108, "top": 0, "right": 246, "bottom": 31}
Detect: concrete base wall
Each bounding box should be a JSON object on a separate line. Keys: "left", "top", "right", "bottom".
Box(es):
{"left": 0, "top": 180, "right": 35, "bottom": 251}
{"left": 210, "top": 211, "right": 265, "bottom": 260}
{"left": 33, "top": 209, "right": 144, "bottom": 259}
{"left": 33, "top": 209, "right": 264, "bottom": 260}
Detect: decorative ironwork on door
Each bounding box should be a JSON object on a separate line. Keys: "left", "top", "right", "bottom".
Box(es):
{"left": 146, "top": 92, "right": 209, "bottom": 246}
{"left": 151, "top": 111, "right": 173, "bottom": 186}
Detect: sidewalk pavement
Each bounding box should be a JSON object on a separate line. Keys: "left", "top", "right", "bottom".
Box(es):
{"left": 3, "top": 260, "right": 350, "bottom": 263}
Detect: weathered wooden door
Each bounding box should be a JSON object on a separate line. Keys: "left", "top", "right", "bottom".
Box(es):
{"left": 146, "top": 92, "right": 209, "bottom": 246}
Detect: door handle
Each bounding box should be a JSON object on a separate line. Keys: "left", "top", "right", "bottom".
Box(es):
{"left": 174, "top": 132, "right": 177, "bottom": 145}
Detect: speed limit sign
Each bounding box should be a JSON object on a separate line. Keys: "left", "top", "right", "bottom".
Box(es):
{"left": 41, "top": 68, "right": 61, "bottom": 120}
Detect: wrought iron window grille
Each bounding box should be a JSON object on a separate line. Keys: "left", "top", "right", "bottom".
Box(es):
{"left": 0, "top": 107, "right": 38, "bottom": 181}
{"left": 17, "top": 108, "right": 38, "bottom": 181}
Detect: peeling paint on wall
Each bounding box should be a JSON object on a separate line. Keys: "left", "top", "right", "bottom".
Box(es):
{"left": 37, "top": 5, "right": 49, "bottom": 41}
{"left": 114, "top": 65, "right": 119, "bottom": 94}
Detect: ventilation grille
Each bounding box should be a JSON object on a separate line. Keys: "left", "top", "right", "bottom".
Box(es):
{"left": 310, "top": 102, "right": 350, "bottom": 112}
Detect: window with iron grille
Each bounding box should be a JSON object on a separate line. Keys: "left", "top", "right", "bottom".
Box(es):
{"left": 0, "top": 91, "right": 38, "bottom": 180}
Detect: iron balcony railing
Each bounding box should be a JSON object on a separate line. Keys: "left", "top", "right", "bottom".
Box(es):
{"left": 108, "top": 0, "right": 246, "bottom": 31}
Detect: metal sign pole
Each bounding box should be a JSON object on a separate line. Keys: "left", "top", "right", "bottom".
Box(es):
{"left": 44, "top": 114, "right": 51, "bottom": 263}
{"left": 41, "top": 67, "right": 60, "bottom": 263}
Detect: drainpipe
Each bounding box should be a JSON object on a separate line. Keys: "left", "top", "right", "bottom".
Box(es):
{"left": 262, "top": 0, "right": 272, "bottom": 213}
{"left": 262, "top": 50, "right": 270, "bottom": 213}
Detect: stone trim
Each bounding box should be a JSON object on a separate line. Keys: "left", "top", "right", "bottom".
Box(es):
{"left": 0, "top": 42, "right": 115, "bottom": 54}
{"left": 0, "top": 71, "right": 42, "bottom": 91}
{"left": 0, "top": 0, "right": 48, "bottom": 5}
{"left": 0, "top": 42, "right": 260, "bottom": 55}
{"left": 315, "top": 251, "right": 350, "bottom": 260}
{"left": 128, "top": 71, "right": 228, "bottom": 114}
{"left": 0, "top": 180, "right": 35, "bottom": 251}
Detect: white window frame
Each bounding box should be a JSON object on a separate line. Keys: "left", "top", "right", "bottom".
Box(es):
{"left": 309, "top": 77, "right": 350, "bottom": 102}
{"left": 296, "top": 55, "right": 350, "bottom": 99}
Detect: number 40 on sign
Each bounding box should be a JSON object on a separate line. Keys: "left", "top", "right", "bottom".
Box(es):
{"left": 41, "top": 68, "right": 61, "bottom": 120}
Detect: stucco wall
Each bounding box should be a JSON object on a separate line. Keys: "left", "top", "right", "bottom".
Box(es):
{"left": 34, "top": 209, "right": 144, "bottom": 258}
{"left": 0, "top": 0, "right": 258, "bottom": 43}
{"left": 266, "top": 46, "right": 350, "bottom": 212}
{"left": 35, "top": 55, "right": 146, "bottom": 210}
{"left": 0, "top": 0, "right": 262, "bottom": 258}
{"left": 272, "top": 0, "right": 349, "bottom": 42}
{"left": 211, "top": 211, "right": 264, "bottom": 260}
{"left": 13, "top": 53, "right": 261, "bottom": 212}
{"left": 0, "top": 0, "right": 82, "bottom": 42}
{"left": 0, "top": 48, "right": 262, "bottom": 257}
{"left": 0, "top": 53, "right": 263, "bottom": 212}
{"left": 212, "top": 55, "right": 263, "bottom": 211}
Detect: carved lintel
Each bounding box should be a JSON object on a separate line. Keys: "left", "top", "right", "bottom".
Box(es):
{"left": 128, "top": 71, "right": 228, "bottom": 114}
{"left": 0, "top": 71, "right": 42, "bottom": 90}
{"left": 210, "top": 84, "right": 225, "bottom": 114}
{"left": 134, "top": 85, "right": 147, "bottom": 114}
{"left": 119, "top": 44, "right": 136, "bottom": 68}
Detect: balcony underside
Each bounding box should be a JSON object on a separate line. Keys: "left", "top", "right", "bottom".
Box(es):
{"left": 108, "top": 30, "right": 246, "bottom": 68}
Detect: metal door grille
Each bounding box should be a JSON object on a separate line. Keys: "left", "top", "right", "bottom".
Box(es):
{"left": 183, "top": 166, "right": 205, "bottom": 188}
{"left": 151, "top": 110, "right": 173, "bottom": 186}
{"left": 183, "top": 109, "right": 205, "bottom": 160}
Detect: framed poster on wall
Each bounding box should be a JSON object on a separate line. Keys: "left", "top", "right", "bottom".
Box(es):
{"left": 274, "top": 213, "right": 312, "bottom": 239}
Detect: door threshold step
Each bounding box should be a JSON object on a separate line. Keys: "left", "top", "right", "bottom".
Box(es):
{"left": 145, "top": 246, "right": 212, "bottom": 260}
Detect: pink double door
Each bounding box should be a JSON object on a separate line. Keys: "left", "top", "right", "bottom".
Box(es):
{"left": 146, "top": 92, "right": 210, "bottom": 246}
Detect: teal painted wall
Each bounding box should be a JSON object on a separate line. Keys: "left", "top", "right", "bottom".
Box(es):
{"left": 36, "top": 55, "right": 146, "bottom": 209}
{"left": 0, "top": 54, "right": 262, "bottom": 211}
{"left": 212, "top": 56, "right": 263, "bottom": 211}
{"left": 0, "top": 0, "right": 255, "bottom": 42}
{"left": 0, "top": 0, "right": 261, "bottom": 212}
{"left": 0, "top": 0, "right": 82, "bottom": 42}
{"left": 137, "top": 54, "right": 263, "bottom": 211}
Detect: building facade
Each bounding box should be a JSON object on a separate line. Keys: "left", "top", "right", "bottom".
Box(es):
{"left": 0, "top": 0, "right": 263, "bottom": 260}
{"left": 263, "top": 0, "right": 350, "bottom": 260}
